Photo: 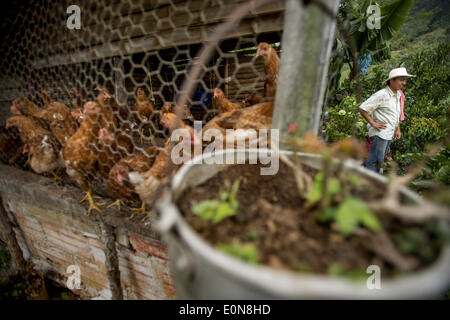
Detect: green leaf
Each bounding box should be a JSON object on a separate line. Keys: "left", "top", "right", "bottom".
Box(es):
{"left": 191, "top": 178, "right": 241, "bottom": 224}
{"left": 359, "top": 208, "right": 382, "bottom": 232}
{"left": 335, "top": 197, "right": 381, "bottom": 236}
{"left": 336, "top": 202, "right": 360, "bottom": 236}
{"left": 307, "top": 179, "right": 323, "bottom": 203}
{"left": 328, "top": 178, "right": 341, "bottom": 196}
{"left": 192, "top": 200, "right": 220, "bottom": 214}
{"left": 350, "top": 0, "right": 414, "bottom": 59}
{"left": 212, "top": 203, "right": 236, "bottom": 224}
{"left": 229, "top": 179, "right": 241, "bottom": 201}
{"left": 220, "top": 191, "right": 228, "bottom": 201}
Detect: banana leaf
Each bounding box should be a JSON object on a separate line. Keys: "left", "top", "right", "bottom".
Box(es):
{"left": 364, "top": 0, "right": 414, "bottom": 58}
{"left": 349, "top": 0, "right": 414, "bottom": 60}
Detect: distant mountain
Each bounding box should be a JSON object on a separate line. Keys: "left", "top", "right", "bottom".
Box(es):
{"left": 401, "top": 0, "right": 450, "bottom": 36}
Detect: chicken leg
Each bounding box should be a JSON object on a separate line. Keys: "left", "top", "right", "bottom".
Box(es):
{"left": 49, "top": 170, "right": 62, "bottom": 181}
{"left": 130, "top": 202, "right": 149, "bottom": 220}
{"left": 139, "top": 127, "right": 152, "bottom": 144}
{"left": 107, "top": 199, "right": 125, "bottom": 211}
{"left": 80, "top": 184, "right": 105, "bottom": 215}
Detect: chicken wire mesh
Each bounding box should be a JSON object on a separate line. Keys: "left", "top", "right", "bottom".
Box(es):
{"left": 0, "top": 0, "right": 347, "bottom": 217}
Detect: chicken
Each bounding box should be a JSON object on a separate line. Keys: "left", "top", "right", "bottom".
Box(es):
{"left": 70, "top": 108, "right": 84, "bottom": 124}
{"left": 213, "top": 88, "right": 245, "bottom": 113}
{"left": 69, "top": 87, "right": 86, "bottom": 110}
{"left": 63, "top": 101, "right": 115, "bottom": 215}
{"left": 256, "top": 42, "right": 280, "bottom": 98}
{"left": 97, "top": 127, "right": 134, "bottom": 179}
{"left": 159, "top": 112, "right": 196, "bottom": 133}
{"left": 128, "top": 141, "right": 179, "bottom": 218}
{"left": 161, "top": 102, "right": 172, "bottom": 115}
{"left": 27, "top": 134, "right": 62, "bottom": 175}
{"left": 134, "top": 88, "right": 155, "bottom": 122}
{"left": 5, "top": 116, "right": 62, "bottom": 176}
{"left": 11, "top": 98, "right": 52, "bottom": 130}
{"left": 95, "top": 85, "right": 129, "bottom": 130}
{"left": 161, "top": 102, "right": 194, "bottom": 122}
{"left": 47, "top": 102, "right": 79, "bottom": 147}
{"left": 200, "top": 100, "right": 274, "bottom": 150}
{"left": 69, "top": 88, "right": 86, "bottom": 125}
{"left": 133, "top": 88, "right": 156, "bottom": 142}
{"left": 204, "top": 100, "right": 274, "bottom": 132}
{"left": 5, "top": 115, "right": 51, "bottom": 144}
{"left": 129, "top": 112, "right": 197, "bottom": 218}
{"left": 107, "top": 145, "right": 158, "bottom": 211}
{"left": 244, "top": 92, "right": 264, "bottom": 106}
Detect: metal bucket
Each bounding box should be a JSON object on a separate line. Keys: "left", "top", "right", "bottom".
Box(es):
{"left": 155, "top": 148, "right": 450, "bottom": 299}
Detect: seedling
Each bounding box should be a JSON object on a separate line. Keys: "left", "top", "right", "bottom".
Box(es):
{"left": 191, "top": 178, "right": 240, "bottom": 224}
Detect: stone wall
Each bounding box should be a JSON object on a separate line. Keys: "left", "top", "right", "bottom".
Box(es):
{"left": 0, "top": 164, "right": 176, "bottom": 300}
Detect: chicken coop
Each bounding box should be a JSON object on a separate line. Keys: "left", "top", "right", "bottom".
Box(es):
{"left": 0, "top": 0, "right": 288, "bottom": 299}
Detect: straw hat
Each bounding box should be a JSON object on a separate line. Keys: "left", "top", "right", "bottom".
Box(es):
{"left": 385, "top": 67, "right": 416, "bottom": 83}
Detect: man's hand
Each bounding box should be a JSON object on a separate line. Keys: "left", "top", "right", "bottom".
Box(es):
{"left": 394, "top": 129, "right": 401, "bottom": 141}
{"left": 371, "top": 121, "right": 387, "bottom": 131}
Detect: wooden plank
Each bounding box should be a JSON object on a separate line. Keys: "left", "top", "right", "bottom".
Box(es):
{"left": 33, "top": 13, "right": 284, "bottom": 68}
{"left": 49, "top": 0, "right": 249, "bottom": 48}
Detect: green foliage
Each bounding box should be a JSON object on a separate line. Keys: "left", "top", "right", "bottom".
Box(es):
{"left": 354, "top": 0, "right": 414, "bottom": 62}
{"left": 217, "top": 242, "right": 259, "bottom": 265}
{"left": 389, "top": 42, "right": 449, "bottom": 177}
{"left": 319, "top": 197, "right": 382, "bottom": 236}
{"left": 191, "top": 179, "right": 240, "bottom": 224}
{"left": 400, "top": 0, "right": 450, "bottom": 37}
{"left": 337, "top": 0, "right": 414, "bottom": 75}
{"left": 307, "top": 172, "right": 341, "bottom": 203}
{"left": 325, "top": 96, "right": 368, "bottom": 142}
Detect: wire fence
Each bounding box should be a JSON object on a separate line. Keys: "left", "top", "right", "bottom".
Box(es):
{"left": 0, "top": 0, "right": 349, "bottom": 216}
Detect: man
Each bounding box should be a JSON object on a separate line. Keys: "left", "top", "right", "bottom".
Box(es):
{"left": 359, "top": 67, "right": 415, "bottom": 173}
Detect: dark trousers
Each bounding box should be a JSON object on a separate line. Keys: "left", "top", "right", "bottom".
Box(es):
{"left": 363, "top": 135, "right": 392, "bottom": 174}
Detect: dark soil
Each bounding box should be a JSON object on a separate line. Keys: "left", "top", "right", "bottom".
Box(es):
{"left": 178, "top": 161, "right": 444, "bottom": 277}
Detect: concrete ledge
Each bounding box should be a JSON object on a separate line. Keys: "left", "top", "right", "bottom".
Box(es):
{"left": 0, "top": 164, "right": 176, "bottom": 299}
